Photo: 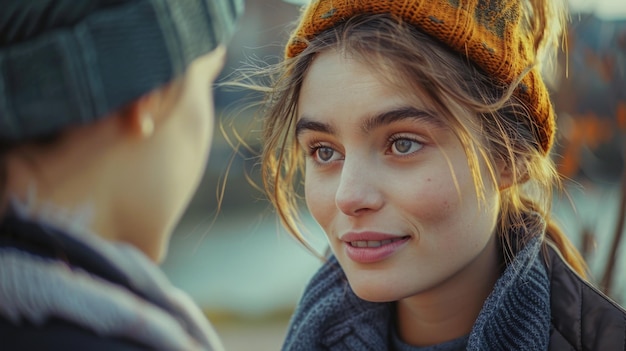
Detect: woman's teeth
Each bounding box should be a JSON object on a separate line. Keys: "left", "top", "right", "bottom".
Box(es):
{"left": 349, "top": 237, "right": 404, "bottom": 248}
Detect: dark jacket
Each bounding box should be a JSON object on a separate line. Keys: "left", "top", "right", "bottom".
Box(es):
{"left": 282, "top": 237, "right": 626, "bottom": 350}
{"left": 546, "top": 243, "right": 626, "bottom": 350}
{"left": 0, "top": 213, "right": 222, "bottom": 351}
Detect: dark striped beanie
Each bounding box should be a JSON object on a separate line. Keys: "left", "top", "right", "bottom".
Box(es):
{"left": 0, "top": 0, "right": 243, "bottom": 142}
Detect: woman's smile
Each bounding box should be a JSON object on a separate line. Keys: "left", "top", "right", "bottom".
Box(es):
{"left": 341, "top": 231, "right": 411, "bottom": 263}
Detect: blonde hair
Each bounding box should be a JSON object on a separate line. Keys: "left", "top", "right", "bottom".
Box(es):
{"left": 251, "top": 1, "right": 586, "bottom": 275}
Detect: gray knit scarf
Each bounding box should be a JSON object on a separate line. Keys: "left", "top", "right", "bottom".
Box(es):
{"left": 282, "top": 225, "right": 551, "bottom": 350}
{"left": 0, "top": 206, "right": 223, "bottom": 351}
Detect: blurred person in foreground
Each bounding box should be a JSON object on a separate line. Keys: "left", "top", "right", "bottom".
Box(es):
{"left": 0, "top": 0, "right": 242, "bottom": 350}
{"left": 241, "top": 0, "right": 626, "bottom": 349}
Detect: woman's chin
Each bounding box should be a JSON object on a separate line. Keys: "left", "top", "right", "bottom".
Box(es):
{"left": 349, "top": 280, "right": 403, "bottom": 303}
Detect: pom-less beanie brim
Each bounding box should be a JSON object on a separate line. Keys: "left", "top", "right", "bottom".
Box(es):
{"left": 0, "top": 0, "right": 244, "bottom": 142}
{"left": 285, "top": 0, "right": 555, "bottom": 154}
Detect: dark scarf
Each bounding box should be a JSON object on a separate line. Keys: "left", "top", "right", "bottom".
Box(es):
{"left": 0, "top": 210, "right": 223, "bottom": 350}
{"left": 282, "top": 222, "right": 551, "bottom": 350}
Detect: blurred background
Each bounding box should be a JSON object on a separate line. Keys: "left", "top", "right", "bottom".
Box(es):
{"left": 161, "top": 0, "right": 626, "bottom": 349}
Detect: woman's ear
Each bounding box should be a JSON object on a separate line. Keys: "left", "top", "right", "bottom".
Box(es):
{"left": 120, "top": 93, "right": 160, "bottom": 139}
{"left": 497, "top": 157, "right": 529, "bottom": 191}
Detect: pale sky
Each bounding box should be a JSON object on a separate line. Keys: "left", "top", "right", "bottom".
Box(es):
{"left": 569, "top": 0, "right": 626, "bottom": 19}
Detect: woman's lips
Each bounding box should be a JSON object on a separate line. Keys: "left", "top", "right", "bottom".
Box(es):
{"left": 340, "top": 232, "right": 410, "bottom": 263}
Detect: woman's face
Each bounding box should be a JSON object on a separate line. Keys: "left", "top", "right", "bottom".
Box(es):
{"left": 297, "top": 49, "right": 503, "bottom": 302}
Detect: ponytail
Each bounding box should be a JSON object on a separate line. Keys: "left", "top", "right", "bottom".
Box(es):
{"left": 545, "top": 219, "right": 588, "bottom": 278}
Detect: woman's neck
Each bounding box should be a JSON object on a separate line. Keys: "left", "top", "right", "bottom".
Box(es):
{"left": 396, "top": 234, "right": 501, "bottom": 347}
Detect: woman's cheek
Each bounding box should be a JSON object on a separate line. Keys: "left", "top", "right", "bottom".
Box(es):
{"left": 304, "top": 172, "right": 337, "bottom": 229}
{"left": 387, "top": 165, "right": 460, "bottom": 223}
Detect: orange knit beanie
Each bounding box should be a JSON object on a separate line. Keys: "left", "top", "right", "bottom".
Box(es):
{"left": 285, "top": 0, "right": 556, "bottom": 154}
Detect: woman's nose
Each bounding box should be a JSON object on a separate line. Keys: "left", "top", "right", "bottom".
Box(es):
{"left": 335, "top": 158, "right": 383, "bottom": 216}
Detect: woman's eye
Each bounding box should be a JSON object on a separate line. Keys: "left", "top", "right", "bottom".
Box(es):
{"left": 391, "top": 138, "right": 423, "bottom": 155}
{"left": 312, "top": 146, "right": 341, "bottom": 163}
{"left": 317, "top": 147, "right": 334, "bottom": 161}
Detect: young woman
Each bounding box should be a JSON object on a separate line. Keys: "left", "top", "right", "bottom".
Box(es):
{"left": 0, "top": 0, "right": 242, "bottom": 350}
{"left": 249, "top": 0, "right": 626, "bottom": 349}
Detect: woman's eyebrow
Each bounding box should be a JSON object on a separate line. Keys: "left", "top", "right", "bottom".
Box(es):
{"left": 362, "top": 106, "right": 441, "bottom": 133}
{"left": 295, "top": 107, "right": 440, "bottom": 137}
{"left": 295, "top": 117, "right": 335, "bottom": 137}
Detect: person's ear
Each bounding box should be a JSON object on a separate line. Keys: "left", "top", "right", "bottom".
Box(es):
{"left": 121, "top": 93, "right": 159, "bottom": 139}
{"left": 497, "top": 157, "right": 528, "bottom": 191}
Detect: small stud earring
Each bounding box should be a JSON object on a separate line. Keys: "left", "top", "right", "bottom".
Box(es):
{"left": 140, "top": 114, "right": 154, "bottom": 137}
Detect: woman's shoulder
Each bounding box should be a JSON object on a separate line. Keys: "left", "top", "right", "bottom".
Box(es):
{"left": 0, "top": 217, "right": 147, "bottom": 350}
{"left": 0, "top": 215, "right": 211, "bottom": 351}
{"left": 544, "top": 243, "right": 626, "bottom": 350}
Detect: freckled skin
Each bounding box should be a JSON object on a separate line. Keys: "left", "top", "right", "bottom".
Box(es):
{"left": 298, "top": 50, "right": 502, "bottom": 316}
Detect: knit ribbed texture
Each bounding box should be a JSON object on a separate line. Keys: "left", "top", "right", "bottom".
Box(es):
{"left": 467, "top": 236, "right": 550, "bottom": 350}
{"left": 283, "top": 226, "right": 550, "bottom": 350}
{"left": 0, "top": 0, "right": 243, "bottom": 142}
{"left": 282, "top": 256, "right": 392, "bottom": 350}
{"left": 0, "top": 212, "right": 224, "bottom": 351}
{"left": 285, "top": 0, "right": 555, "bottom": 154}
